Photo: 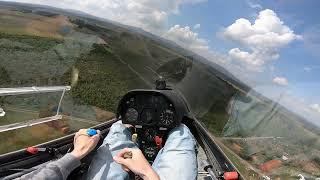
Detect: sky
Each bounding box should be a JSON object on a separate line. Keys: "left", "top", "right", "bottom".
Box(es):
{"left": 3, "top": 0, "right": 320, "bottom": 124}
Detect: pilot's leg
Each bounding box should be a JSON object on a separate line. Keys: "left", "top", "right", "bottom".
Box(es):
{"left": 152, "top": 124, "right": 198, "bottom": 180}
{"left": 87, "top": 121, "right": 136, "bottom": 180}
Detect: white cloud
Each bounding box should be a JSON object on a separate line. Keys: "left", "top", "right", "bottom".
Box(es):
{"left": 223, "top": 9, "right": 302, "bottom": 71}
{"left": 4, "top": 0, "right": 205, "bottom": 34}
{"left": 164, "top": 25, "right": 209, "bottom": 52}
{"left": 193, "top": 24, "right": 201, "bottom": 29}
{"left": 273, "top": 76, "right": 289, "bottom": 86}
{"left": 229, "top": 48, "right": 264, "bottom": 67}
{"left": 310, "top": 104, "right": 320, "bottom": 113}
{"left": 163, "top": 24, "right": 229, "bottom": 66}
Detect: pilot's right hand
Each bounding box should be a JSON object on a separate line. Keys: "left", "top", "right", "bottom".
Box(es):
{"left": 113, "top": 148, "right": 160, "bottom": 180}
{"left": 71, "top": 129, "right": 101, "bottom": 160}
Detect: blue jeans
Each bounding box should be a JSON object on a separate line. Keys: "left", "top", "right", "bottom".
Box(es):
{"left": 87, "top": 121, "right": 197, "bottom": 180}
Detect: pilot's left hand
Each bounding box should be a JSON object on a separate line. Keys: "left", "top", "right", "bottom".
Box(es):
{"left": 71, "top": 129, "right": 101, "bottom": 159}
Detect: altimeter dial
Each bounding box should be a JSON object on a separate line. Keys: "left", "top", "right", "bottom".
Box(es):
{"left": 159, "top": 109, "right": 174, "bottom": 126}
{"left": 125, "top": 108, "right": 139, "bottom": 122}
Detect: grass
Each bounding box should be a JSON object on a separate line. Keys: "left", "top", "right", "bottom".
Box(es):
{"left": 0, "top": 9, "right": 71, "bottom": 38}
{"left": 0, "top": 18, "right": 150, "bottom": 153}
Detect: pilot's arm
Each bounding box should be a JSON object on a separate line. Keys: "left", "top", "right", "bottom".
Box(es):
{"left": 17, "top": 129, "right": 101, "bottom": 180}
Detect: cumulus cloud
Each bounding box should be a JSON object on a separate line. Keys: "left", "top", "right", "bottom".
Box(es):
{"left": 273, "top": 76, "right": 289, "bottom": 86}
{"left": 4, "top": 0, "right": 205, "bottom": 34}
{"left": 229, "top": 48, "right": 264, "bottom": 67}
{"left": 164, "top": 25, "right": 209, "bottom": 52}
{"left": 163, "top": 24, "right": 228, "bottom": 66}
{"left": 310, "top": 104, "right": 320, "bottom": 113}
{"left": 193, "top": 24, "right": 201, "bottom": 29}
{"left": 222, "top": 9, "right": 302, "bottom": 71}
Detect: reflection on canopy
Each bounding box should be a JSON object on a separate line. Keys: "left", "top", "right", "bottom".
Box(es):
{"left": 222, "top": 91, "right": 320, "bottom": 177}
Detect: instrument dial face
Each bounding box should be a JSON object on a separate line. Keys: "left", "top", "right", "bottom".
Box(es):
{"left": 141, "top": 109, "right": 153, "bottom": 124}
{"left": 159, "top": 109, "right": 174, "bottom": 126}
{"left": 125, "top": 108, "right": 139, "bottom": 122}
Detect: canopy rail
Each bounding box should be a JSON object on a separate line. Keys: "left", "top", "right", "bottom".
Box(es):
{"left": 0, "top": 86, "right": 71, "bottom": 96}
{"left": 0, "top": 115, "right": 62, "bottom": 133}
{"left": 0, "top": 86, "right": 71, "bottom": 132}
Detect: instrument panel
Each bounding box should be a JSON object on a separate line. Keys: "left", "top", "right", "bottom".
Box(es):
{"left": 119, "top": 93, "right": 177, "bottom": 128}
{"left": 117, "top": 89, "right": 189, "bottom": 162}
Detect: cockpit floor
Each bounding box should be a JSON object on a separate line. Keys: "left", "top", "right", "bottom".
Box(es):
{"left": 197, "top": 144, "right": 210, "bottom": 180}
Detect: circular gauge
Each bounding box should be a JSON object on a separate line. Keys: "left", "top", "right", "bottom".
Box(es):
{"left": 141, "top": 109, "right": 153, "bottom": 124}
{"left": 159, "top": 109, "right": 174, "bottom": 126}
{"left": 125, "top": 108, "right": 139, "bottom": 122}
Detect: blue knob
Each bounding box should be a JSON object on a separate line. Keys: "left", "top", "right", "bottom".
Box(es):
{"left": 87, "top": 128, "right": 97, "bottom": 136}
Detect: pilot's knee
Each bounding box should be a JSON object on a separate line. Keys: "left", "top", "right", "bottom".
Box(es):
{"left": 167, "top": 123, "right": 197, "bottom": 147}
{"left": 179, "top": 123, "right": 192, "bottom": 133}
{"left": 109, "top": 120, "right": 126, "bottom": 132}
{"left": 171, "top": 123, "right": 192, "bottom": 136}
{"left": 104, "top": 120, "right": 131, "bottom": 143}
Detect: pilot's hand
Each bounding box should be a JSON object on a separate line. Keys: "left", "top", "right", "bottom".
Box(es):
{"left": 114, "top": 148, "right": 160, "bottom": 180}
{"left": 71, "top": 129, "right": 101, "bottom": 160}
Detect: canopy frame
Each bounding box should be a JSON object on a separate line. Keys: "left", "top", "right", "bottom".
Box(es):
{"left": 0, "top": 86, "right": 71, "bottom": 132}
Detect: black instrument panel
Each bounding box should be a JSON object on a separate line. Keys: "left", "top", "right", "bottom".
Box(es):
{"left": 120, "top": 93, "right": 176, "bottom": 128}
{"left": 117, "top": 90, "right": 190, "bottom": 162}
